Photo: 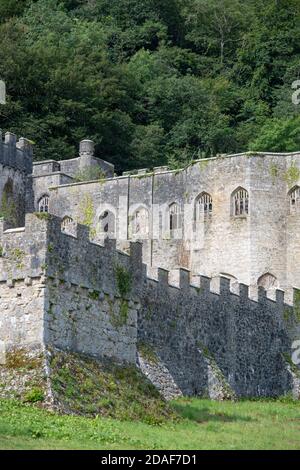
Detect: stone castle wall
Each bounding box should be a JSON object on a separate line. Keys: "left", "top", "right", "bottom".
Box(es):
{"left": 0, "top": 214, "right": 140, "bottom": 365}
{"left": 0, "top": 213, "right": 299, "bottom": 398}
{"left": 0, "top": 131, "right": 33, "bottom": 227}
{"left": 138, "top": 268, "right": 300, "bottom": 398}
{"left": 40, "top": 151, "right": 300, "bottom": 296}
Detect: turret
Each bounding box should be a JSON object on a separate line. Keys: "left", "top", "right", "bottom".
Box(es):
{"left": 79, "top": 139, "right": 95, "bottom": 170}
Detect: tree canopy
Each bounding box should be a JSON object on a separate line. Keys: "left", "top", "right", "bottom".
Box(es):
{"left": 0, "top": 0, "right": 300, "bottom": 172}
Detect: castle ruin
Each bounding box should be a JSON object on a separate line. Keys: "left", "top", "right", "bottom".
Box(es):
{"left": 0, "top": 130, "right": 300, "bottom": 402}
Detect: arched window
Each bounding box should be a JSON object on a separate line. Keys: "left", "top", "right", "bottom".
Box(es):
{"left": 169, "top": 202, "right": 181, "bottom": 232}
{"left": 289, "top": 186, "right": 300, "bottom": 213}
{"left": 61, "top": 216, "right": 76, "bottom": 236}
{"left": 131, "top": 208, "right": 149, "bottom": 238}
{"left": 257, "top": 273, "right": 278, "bottom": 291}
{"left": 38, "top": 195, "right": 49, "bottom": 213}
{"left": 231, "top": 188, "right": 249, "bottom": 216}
{"left": 195, "top": 192, "right": 212, "bottom": 220}
{"left": 99, "top": 210, "right": 115, "bottom": 237}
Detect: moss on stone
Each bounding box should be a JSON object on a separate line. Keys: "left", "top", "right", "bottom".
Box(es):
{"left": 282, "top": 352, "right": 300, "bottom": 378}
{"left": 23, "top": 387, "right": 44, "bottom": 403}
{"left": 108, "top": 297, "right": 129, "bottom": 328}
{"left": 270, "top": 163, "right": 279, "bottom": 183}
{"left": 79, "top": 194, "right": 96, "bottom": 238}
{"left": 138, "top": 342, "right": 159, "bottom": 365}
{"left": 197, "top": 342, "right": 236, "bottom": 400}
{"left": 49, "top": 349, "right": 175, "bottom": 423}
{"left": 5, "top": 348, "right": 43, "bottom": 370}
{"left": 9, "top": 248, "right": 25, "bottom": 269}
{"left": 88, "top": 290, "right": 99, "bottom": 301}
{"left": 283, "top": 308, "right": 292, "bottom": 323}
{"left": 198, "top": 160, "right": 209, "bottom": 171}
{"left": 34, "top": 212, "right": 51, "bottom": 221}
{"left": 284, "top": 164, "right": 300, "bottom": 187}
{"left": 293, "top": 289, "right": 300, "bottom": 323}
{"left": 73, "top": 167, "right": 106, "bottom": 183}
{"left": 114, "top": 264, "right": 132, "bottom": 298}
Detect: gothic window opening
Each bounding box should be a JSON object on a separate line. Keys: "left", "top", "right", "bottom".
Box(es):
{"left": 289, "top": 186, "right": 300, "bottom": 213}
{"left": 195, "top": 192, "right": 212, "bottom": 220}
{"left": 131, "top": 208, "right": 149, "bottom": 238}
{"left": 169, "top": 202, "right": 181, "bottom": 231}
{"left": 99, "top": 210, "right": 115, "bottom": 237}
{"left": 232, "top": 188, "right": 249, "bottom": 216}
{"left": 61, "top": 216, "right": 76, "bottom": 236}
{"left": 257, "top": 273, "right": 278, "bottom": 293}
{"left": 38, "top": 195, "right": 49, "bottom": 213}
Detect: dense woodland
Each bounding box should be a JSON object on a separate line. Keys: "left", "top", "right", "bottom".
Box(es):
{"left": 0, "top": 0, "right": 300, "bottom": 172}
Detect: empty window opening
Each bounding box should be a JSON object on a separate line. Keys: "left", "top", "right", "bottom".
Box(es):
{"left": 195, "top": 193, "right": 212, "bottom": 220}
{"left": 232, "top": 188, "right": 249, "bottom": 216}
{"left": 169, "top": 203, "right": 181, "bottom": 231}
{"left": 99, "top": 210, "right": 115, "bottom": 237}
{"left": 61, "top": 216, "right": 76, "bottom": 236}
{"left": 38, "top": 195, "right": 49, "bottom": 213}
{"left": 289, "top": 186, "right": 300, "bottom": 213}
{"left": 131, "top": 208, "right": 149, "bottom": 238}
{"left": 257, "top": 273, "right": 278, "bottom": 291}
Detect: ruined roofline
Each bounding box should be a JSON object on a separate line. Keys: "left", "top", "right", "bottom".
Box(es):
{"left": 32, "top": 156, "right": 114, "bottom": 168}
{"left": 0, "top": 212, "right": 298, "bottom": 310}
{"left": 47, "top": 150, "right": 300, "bottom": 190}
{"left": 31, "top": 171, "right": 72, "bottom": 179}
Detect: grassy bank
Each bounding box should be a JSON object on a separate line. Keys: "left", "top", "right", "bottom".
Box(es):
{"left": 0, "top": 398, "right": 300, "bottom": 450}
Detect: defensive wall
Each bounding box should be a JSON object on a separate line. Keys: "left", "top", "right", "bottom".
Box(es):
{"left": 0, "top": 213, "right": 299, "bottom": 399}
{"left": 0, "top": 131, "right": 33, "bottom": 226}
{"left": 34, "top": 150, "right": 300, "bottom": 298}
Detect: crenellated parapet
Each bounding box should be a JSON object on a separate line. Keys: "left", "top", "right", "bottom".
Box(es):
{"left": 0, "top": 131, "right": 33, "bottom": 174}
{"left": 0, "top": 213, "right": 299, "bottom": 398}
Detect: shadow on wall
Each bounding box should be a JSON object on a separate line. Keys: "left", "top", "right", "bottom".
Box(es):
{"left": 0, "top": 178, "right": 22, "bottom": 227}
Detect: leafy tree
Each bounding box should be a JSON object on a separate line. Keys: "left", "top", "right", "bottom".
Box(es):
{"left": 0, "top": 0, "right": 300, "bottom": 172}
{"left": 249, "top": 117, "right": 300, "bottom": 152}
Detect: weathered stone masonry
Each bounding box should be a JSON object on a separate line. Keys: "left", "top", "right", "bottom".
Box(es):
{"left": 0, "top": 213, "right": 299, "bottom": 399}
{"left": 0, "top": 214, "right": 139, "bottom": 365}
{"left": 35, "top": 148, "right": 300, "bottom": 299}
{"left": 0, "top": 132, "right": 32, "bottom": 227}
{"left": 1, "top": 130, "right": 300, "bottom": 401}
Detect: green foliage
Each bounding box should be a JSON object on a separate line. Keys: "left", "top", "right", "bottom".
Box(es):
{"left": 49, "top": 350, "right": 173, "bottom": 424}
{"left": 0, "top": 192, "right": 17, "bottom": 227}
{"left": 293, "top": 289, "right": 300, "bottom": 323}
{"left": 74, "top": 167, "right": 106, "bottom": 183}
{"left": 138, "top": 341, "right": 159, "bottom": 364}
{"left": 34, "top": 212, "right": 51, "bottom": 221}
{"left": 23, "top": 387, "right": 44, "bottom": 403}
{"left": 1, "top": 0, "right": 300, "bottom": 172}
{"left": 5, "top": 349, "right": 42, "bottom": 370}
{"left": 88, "top": 290, "right": 99, "bottom": 301}
{"left": 0, "top": 397, "right": 300, "bottom": 449}
{"left": 284, "top": 163, "right": 300, "bottom": 187}
{"left": 249, "top": 117, "right": 300, "bottom": 153}
{"left": 114, "top": 264, "right": 132, "bottom": 298}
{"left": 78, "top": 194, "right": 96, "bottom": 237}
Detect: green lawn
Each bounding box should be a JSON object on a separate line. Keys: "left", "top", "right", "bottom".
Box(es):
{"left": 0, "top": 398, "right": 300, "bottom": 450}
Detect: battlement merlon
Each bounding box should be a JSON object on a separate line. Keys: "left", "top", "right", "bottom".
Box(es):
{"left": 0, "top": 131, "right": 33, "bottom": 175}
{"left": 0, "top": 212, "right": 299, "bottom": 312}
{"left": 0, "top": 213, "right": 143, "bottom": 299}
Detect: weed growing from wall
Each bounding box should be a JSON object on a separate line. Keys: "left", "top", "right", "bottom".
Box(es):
{"left": 74, "top": 167, "right": 105, "bottom": 183}
{"left": 284, "top": 163, "right": 300, "bottom": 187}
{"left": 114, "top": 264, "right": 132, "bottom": 298}
{"left": 79, "top": 194, "right": 96, "bottom": 238}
